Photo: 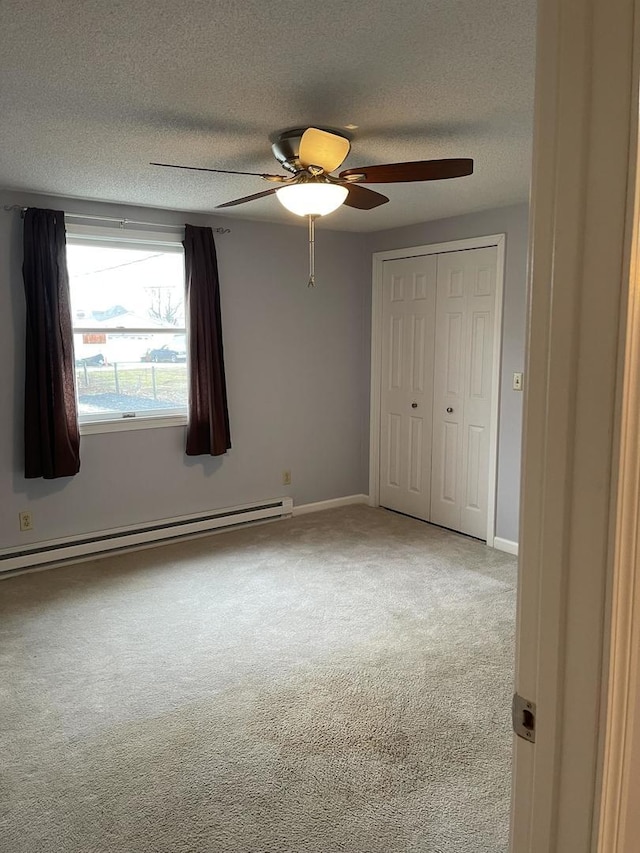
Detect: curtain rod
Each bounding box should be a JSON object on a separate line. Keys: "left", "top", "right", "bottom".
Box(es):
{"left": 2, "top": 204, "right": 231, "bottom": 234}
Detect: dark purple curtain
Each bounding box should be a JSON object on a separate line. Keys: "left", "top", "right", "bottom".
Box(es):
{"left": 183, "top": 224, "right": 231, "bottom": 456}
{"left": 22, "top": 208, "right": 80, "bottom": 478}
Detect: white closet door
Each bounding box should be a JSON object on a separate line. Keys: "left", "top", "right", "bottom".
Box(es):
{"left": 430, "top": 247, "right": 497, "bottom": 538}
{"left": 379, "top": 256, "right": 437, "bottom": 520}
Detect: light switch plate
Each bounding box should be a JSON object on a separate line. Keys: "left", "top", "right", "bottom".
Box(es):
{"left": 513, "top": 372, "right": 524, "bottom": 391}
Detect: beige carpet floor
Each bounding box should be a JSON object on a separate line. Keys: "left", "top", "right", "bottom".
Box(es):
{"left": 0, "top": 505, "right": 516, "bottom": 853}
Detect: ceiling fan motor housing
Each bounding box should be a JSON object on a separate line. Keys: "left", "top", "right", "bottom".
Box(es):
{"left": 270, "top": 127, "right": 351, "bottom": 174}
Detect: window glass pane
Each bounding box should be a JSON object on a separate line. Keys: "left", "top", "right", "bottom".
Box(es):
{"left": 73, "top": 332, "right": 188, "bottom": 419}
{"left": 66, "top": 238, "right": 188, "bottom": 424}
{"left": 67, "top": 243, "right": 185, "bottom": 329}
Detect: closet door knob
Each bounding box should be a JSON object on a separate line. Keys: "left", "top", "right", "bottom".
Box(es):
{"left": 446, "top": 407, "right": 454, "bottom": 413}
{"left": 411, "top": 402, "right": 418, "bottom": 408}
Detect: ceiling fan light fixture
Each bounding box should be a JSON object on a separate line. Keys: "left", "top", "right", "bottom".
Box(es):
{"left": 275, "top": 183, "right": 348, "bottom": 217}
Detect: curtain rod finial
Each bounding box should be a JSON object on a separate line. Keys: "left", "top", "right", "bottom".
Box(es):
{"left": 3, "top": 203, "right": 27, "bottom": 217}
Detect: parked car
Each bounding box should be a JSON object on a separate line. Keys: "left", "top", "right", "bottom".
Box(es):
{"left": 75, "top": 353, "right": 106, "bottom": 367}
{"left": 147, "top": 345, "right": 186, "bottom": 363}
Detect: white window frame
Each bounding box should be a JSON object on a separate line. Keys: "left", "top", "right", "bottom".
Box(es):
{"left": 65, "top": 223, "right": 188, "bottom": 435}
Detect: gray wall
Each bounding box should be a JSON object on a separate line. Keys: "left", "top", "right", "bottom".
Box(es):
{"left": 0, "top": 192, "right": 528, "bottom": 551}
{"left": 0, "top": 190, "right": 370, "bottom": 549}
{"left": 366, "top": 203, "right": 529, "bottom": 543}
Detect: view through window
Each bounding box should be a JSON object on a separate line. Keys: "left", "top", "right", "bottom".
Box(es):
{"left": 66, "top": 231, "right": 187, "bottom": 426}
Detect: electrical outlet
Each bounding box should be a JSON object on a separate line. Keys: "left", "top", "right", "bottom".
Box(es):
{"left": 19, "top": 511, "right": 33, "bottom": 532}
{"left": 513, "top": 372, "right": 524, "bottom": 391}
{"left": 282, "top": 470, "right": 292, "bottom": 486}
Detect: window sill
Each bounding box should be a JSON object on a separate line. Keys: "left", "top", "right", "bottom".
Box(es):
{"left": 79, "top": 415, "right": 188, "bottom": 435}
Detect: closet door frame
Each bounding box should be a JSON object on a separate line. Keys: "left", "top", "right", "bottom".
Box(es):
{"left": 369, "top": 234, "right": 506, "bottom": 546}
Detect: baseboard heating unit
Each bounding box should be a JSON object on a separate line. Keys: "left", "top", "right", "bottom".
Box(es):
{"left": 0, "top": 497, "right": 294, "bottom": 577}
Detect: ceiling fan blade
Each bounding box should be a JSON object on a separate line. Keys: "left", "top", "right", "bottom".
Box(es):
{"left": 342, "top": 183, "right": 389, "bottom": 210}
{"left": 339, "top": 158, "right": 474, "bottom": 183}
{"left": 299, "top": 128, "right": 351, "bottom": 173}
{"left": 215, "top": 188, "right": 279, "bottom": 209}
{"left": 151, "top": 162, "right": 284, "bottom": 180}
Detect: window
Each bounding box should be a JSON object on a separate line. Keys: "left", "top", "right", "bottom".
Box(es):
{"left": 65, "top": 224, "right": 187, "bottom": 433}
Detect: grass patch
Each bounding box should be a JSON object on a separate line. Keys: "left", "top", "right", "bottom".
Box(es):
{"left": 75, "top": 364, "right": 187, "bottom": 405}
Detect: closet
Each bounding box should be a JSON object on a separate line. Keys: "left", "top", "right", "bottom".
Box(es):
{"left": 378, "top": 246, "right": 498, "bottom": 539}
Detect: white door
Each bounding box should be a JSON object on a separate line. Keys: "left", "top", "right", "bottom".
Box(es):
{"left": 378, "top": 246, "right": 498, "bottom": 536}
{"left": 430, "top": 247, "right": 497, "bottom": 538}
{"left": 379, "top": 255, "right": 437, "bottom": 519}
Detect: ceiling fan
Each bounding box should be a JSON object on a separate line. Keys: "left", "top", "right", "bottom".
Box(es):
{"left": 152, "top": 127, "right": 473, "bottom": 285}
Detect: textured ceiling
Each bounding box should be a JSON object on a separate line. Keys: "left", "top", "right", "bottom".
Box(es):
{"left": 0, "top": 0, "right": 536, "bottom": 232}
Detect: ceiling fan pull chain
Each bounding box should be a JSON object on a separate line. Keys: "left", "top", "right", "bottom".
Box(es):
{"left": 308, "top": 214, "right": 317, "bottom": 288}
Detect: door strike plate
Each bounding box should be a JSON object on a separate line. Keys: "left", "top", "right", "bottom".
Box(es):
{"left": 512, "top": 693, "right": 536, "bottom": 743}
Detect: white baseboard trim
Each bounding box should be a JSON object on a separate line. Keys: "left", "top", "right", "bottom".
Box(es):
{"left": 292, "top": 494, "right": 369, "bottom": 516}
{"left": 493, "top": 536, "right": 519, "bottom": 556}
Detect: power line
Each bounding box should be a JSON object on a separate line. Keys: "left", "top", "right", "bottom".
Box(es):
{"left": 70, "top": 253, "right": 166, "bottom": 278}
